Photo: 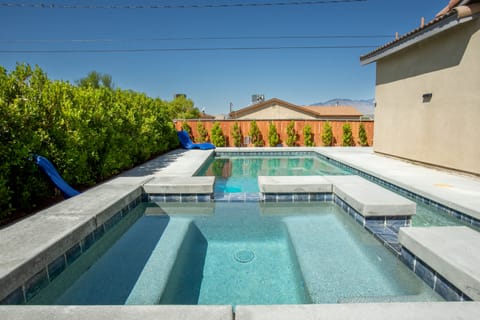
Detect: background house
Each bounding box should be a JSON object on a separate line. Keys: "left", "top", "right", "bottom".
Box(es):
{"left": 360, "top": 1, "right": 480, "bottom": 175}
{"left": 229, "top": 98, "right": 362, "bottom": 121}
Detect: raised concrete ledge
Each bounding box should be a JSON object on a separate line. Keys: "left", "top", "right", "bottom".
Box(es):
{"left": 143, "top": 176, "right": 215, "bottom": 194}
{"left": 235, "top": 302, "right": 480, "bottom": 320}
{"left": 326, "top": 176, "right": 416, "bottom": 217}
{"left": 399, "top": 226, "right": 480, "bottom": 300}
{"left": 0, "top": 184, "right": 142, "bottom": 302}
{"left": 0, "top": 305, "right": 232, "bottom": 320}
{"left": 258, "top": 176, "right": 332, "bottom": 193}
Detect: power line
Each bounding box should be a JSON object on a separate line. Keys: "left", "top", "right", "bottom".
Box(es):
{"left": 0, "top": 34, "right": 392, "bottom": 43}
{"left": 0, "top": 0, "right": 367, "bottom": 9}
{"left": 0, "top": 45, "right": 379, "bottom": 54}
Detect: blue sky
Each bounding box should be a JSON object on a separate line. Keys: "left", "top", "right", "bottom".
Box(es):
{"left": 1, "top": 0, "right": 445, "bottom": 115}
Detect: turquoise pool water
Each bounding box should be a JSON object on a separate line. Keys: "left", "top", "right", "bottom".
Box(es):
{"left": 196, "top": 155, "right": 348, "bottom": 193}
{"left": 197, "top": 152, "right": 469, "bottom": 229}
{"left": 28, "top": 202, "right": 442, "bottom": 305}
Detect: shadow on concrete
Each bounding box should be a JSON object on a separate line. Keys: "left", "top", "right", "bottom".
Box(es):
{"left": 119, "top": 149, "right": 189, "bottom": 177}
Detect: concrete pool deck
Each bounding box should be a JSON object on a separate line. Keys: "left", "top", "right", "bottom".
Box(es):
{"left": 1, "top": 147, "right": 480, "bottom": 318}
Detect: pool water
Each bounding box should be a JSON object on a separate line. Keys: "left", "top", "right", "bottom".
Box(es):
{"left": 197, "top": 153, "right": 470, "bottom": 229}
{"left": 196, "top": 155, "right": 348, "bottom": 192}
{"left": 28, "top": 202, "right": 443, "bottom": 305}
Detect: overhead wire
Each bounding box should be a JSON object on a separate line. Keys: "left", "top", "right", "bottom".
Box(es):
{"left": 0, "top": 45, "right": 380, "bottom": 54}
{"left": 0, "top": 35, "right": 393, "bottom": 43}
{"left": 0, "top": 0, "right": 367, "bottom": 9}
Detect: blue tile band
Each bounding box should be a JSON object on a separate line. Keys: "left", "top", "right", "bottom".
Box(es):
{"left": 400, "top": 247, "right": 472, "bottom": 301}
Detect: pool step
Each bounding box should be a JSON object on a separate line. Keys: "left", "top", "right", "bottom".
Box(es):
{"left": 399, "top": 226, "right": 480, "bottom": 301}
{"left": 258, "top": 175, "right": 416, "bottom": 218}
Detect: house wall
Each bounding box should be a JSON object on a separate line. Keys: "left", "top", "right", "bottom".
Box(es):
{"left": 373, "top": 17, "right": 480, "bottom": 175}
{"left": 176, "top": 120, "right": 374, "bottom": 147}
{"left": 234, "top": 103, "right": 316, "bottom": 120}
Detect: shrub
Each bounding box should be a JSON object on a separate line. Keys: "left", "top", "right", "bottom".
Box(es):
{"left": 196, "top": 122, "right": 209, "bottom": 143}
{"left": 342, "top": 123, "right": 354, "bottom": 146}
{"left": 232, "top": 121, "right": 242, "bottom": 147}
{"left": 321, "top": 121, "right": 333, "bottom": 146}
{"left": 181, "top": 122, "right": 192, "bottom": 136}
{"left": 211, "top": 122, "right": 226, "bottom": 147}
{"left": 358, "top": 123, "right": 368, "bottom": 146}
{"left": 0, "top": 63, "right": 179, "bottom": 221}
{"left": 303, "top": 124, "right": 315, "bottom": 147}
{"left": 249, "top": 120, "right": 264, "bottom": 147}
{"left": 268, "top": 122, "right": 280, "bottom": 147}
{"left": 286, "top": 120, "right": 297, "bottom": 147}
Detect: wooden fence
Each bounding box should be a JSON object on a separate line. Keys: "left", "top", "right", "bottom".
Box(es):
{"left": 175, "top": 119, "right": 374, "bottom": 147}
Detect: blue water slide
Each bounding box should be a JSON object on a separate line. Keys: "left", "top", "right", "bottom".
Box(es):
{"left": 177, "top": 130, "right": 215, "bottom": 150}
{"left": 34, "top": 155, "right": 80, "bottom": 198}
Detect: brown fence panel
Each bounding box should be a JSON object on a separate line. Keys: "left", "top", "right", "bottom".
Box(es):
{"left": 175, "top": 119, "right": 374, "bottom": 147}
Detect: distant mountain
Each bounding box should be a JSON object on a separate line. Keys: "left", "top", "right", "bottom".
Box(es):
{"left": 311, "top": 98, "right": 375, "bottom": 117}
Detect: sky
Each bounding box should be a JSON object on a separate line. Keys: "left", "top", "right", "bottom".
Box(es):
{"left": 0, "top": 0, "right": 446, "bottom": 115}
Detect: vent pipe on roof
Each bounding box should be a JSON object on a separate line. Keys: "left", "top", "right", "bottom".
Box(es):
{"left": 421, "top": 17, "right": 425, "bottom": 28}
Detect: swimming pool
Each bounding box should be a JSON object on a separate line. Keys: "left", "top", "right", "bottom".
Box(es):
{"left": 197, "top": 151, "right": 472, "bottom": 229}
{"left": 27, "top": 201, "right": 442, "bottom": 306}
{"left": 196, "top": 152, "right": 348, "bottom": 193}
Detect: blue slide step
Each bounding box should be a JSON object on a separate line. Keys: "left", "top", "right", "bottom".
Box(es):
{"left": 34, "top": 155, "right": 80, "bottom": 198}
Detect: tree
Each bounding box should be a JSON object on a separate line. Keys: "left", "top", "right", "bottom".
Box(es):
{"left": 321, "top": 121, "right": 333, "bottom": 146}
{"left": 268, "top": 122, "right": 280, "bottom": 147}
{"left": 249, "top": 120, "right": 264, "bottom": 147}
{"left": 211, "top": 122, "right": 226, "bottom": 147}
{"left": 286, "top": 120, "right": 297, "bottom": 147}
{"left": 167, "top": 95, "right": 201, "bottom": 119}
{"left": 232, "top": 121, "right": 242, "bottom": 147}
{"left": 342, "top": 123, "right": 354, "bottom": 146}
{"left": 303, "top": 124, "right": 315, "bottom": 147}
{"left": 196, "top": 122, "right": 209, "bottom": 142}
{"left": 76, "top": 71, "right": 114, "bottom": 90}
{"left": 358, "top": 123, "right": 368, "bottom": 146}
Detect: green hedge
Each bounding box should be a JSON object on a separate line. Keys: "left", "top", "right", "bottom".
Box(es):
{"left": 0, "top": 64, "right": 180, "bottom": 219}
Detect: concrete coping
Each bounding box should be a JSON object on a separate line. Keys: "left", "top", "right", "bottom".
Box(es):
{"left": 0, "top": 305, "right": 232, "bottom": 320}
{"left": 258, "top": 176, "right": 332, "bottom": 193}
{"left": 234, "top": 302, "right": 480, "bottom": 320}
{"left": 398, "top": 226, "right": 480, "bottom": 301}
{"left": 258, "top": 175, "right": 416, "bottom": 217}
{"left": 143, "top": 176, "right": 215, "bottom": 194}
{"left": 0, "top": 182, "right": 143, "bottom": 302}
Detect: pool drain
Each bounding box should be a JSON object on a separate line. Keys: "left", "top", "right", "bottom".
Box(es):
{"left": 234, "top": 250, "right": 255, "bottom": 263}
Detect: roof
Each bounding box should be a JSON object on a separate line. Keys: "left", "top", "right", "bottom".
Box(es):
{"left": 360, "top": 1, "right": 480, "bottom": 65}
{"left": 299, "top": 106, "right": 362, "bottom": 117}
{"left": 229, "top": 98, "right": 362, "bottom": 119}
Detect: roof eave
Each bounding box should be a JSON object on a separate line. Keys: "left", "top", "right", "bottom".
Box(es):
{"left": 360, "top": 13, "right": 477, "bottom": 66}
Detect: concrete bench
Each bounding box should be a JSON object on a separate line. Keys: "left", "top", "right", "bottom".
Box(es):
{"left": 399, "top": 226, "right": 480, "bottom": 301}
{"left": 143, "top": 176, "right": 215, "bottom": 194}
{"left": 326, "top": 176, "right": 416, "bottom": 217}
{"left": 258, "top": 176, "right": 332, "bottom": 193}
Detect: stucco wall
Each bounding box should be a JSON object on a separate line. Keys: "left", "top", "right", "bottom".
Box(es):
{"left": 373, "top": 18, "right": 480, "bottom": 175}
{"left": 236, "top": 104, "right": 316, "bottom": 120}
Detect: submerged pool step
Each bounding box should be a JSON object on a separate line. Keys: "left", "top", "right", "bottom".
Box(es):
{"left": 214, "top": 193, "right": 262, "bottom": 202}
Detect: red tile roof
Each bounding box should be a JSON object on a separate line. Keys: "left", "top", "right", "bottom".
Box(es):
{"left": 360, "top": 1, "right": 480, "bottom": 63}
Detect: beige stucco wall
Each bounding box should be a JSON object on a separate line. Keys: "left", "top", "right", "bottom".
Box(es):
{"left": 236, "top": 103, "right": 316, "bottom": 120}
{"left": 373, "top": 17, "right": 480, "bottom": 175}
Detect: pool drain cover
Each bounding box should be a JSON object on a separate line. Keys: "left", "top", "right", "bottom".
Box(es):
{"left": 234, "top": 250, "right": 255, "bottom": 263}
